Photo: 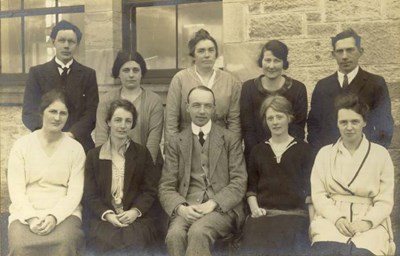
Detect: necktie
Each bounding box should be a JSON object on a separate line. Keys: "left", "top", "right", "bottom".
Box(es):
{"left": 199, "top": 131, "right": 205, "bottom": 146}
{"left": 57, "top": 65, "right": 69, "bottom": 81}
{"left": 343, "top": 74, "right": 349, "bottom": 88}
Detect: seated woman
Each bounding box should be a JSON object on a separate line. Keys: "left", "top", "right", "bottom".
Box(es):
{"left": 95, "top": 51, "right": 164, "bottom": 165}
{"left": 7, "top": 89, "right": 85, "bottom": 256}
{"left": 84, "top": 99, "right": 160, "bottom": 255}
{"left": 239, "top": 95, "right": 313, "bottom": 255}
{"left": 240, "top": 40, "right": 307, "bottom": 164}
{"left": 310, "top": 93, "right": 395, "bottom": 256}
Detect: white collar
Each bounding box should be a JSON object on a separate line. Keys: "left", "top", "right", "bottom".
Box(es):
{"left": 191, "top": 120, "right": 212, "bottom": 136}
{"left": 99, "top": 137, "right": 131, "bottom": 160}
{"left": 55, "top": 57, "right": 73, "bottom": 69}
{"left": 195, "top": 65, "right": 216, "bottom": 89}
{"left": 337, "top": 66, "right": 359, "bottom": 87}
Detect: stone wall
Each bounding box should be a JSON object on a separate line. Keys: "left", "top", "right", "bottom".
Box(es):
{"left": 223, "top": 0, "right": 400, "bottom": 246}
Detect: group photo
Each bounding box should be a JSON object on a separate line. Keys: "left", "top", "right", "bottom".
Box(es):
{"left": 0, "top": 0, "right": 399, "bottom": 255}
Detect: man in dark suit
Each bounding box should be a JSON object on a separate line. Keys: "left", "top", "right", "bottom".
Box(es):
{"left": 159, "top": 86, "right": 247, "bottom": 256}
{"left": 22, "top": 20, "right": 98, "bottom": 152}
{"left": 307, "top": 28, "right": 393, "bottom": 151}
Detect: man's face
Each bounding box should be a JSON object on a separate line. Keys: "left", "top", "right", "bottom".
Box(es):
{"left": 53, "top": 30, "right": 78, "bottom": 64}
{"left": 186, "top": 89, "right": 215, "bottom": 127}
{"left": 332, "top": 37, "right": 363, "bottom": 74}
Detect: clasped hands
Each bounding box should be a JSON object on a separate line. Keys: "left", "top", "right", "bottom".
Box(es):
{"left": 335, "top": 217, "right": 372, "bottom": 237}
{"left": 27, "top": 215, "right": 57, "bottom": 236}
{"left": 105, "top": 209, "right": 140, "bottom": 228}
{"left": 177, "top": 200, "right": 218, "bottom": 223}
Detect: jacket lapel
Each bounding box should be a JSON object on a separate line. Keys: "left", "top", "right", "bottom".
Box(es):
{"left": 99, "top": 159, "right": 113, "bottom": 203}
{"left": 67, "top": 60, "right": 84, "bottom": 90}
{"left": 47, "top": 59, "right": 63, "bottom": 87}
{"left": 208, "top": 125, "right": 224, "bottom": 178}
{"left": 178, "top": 128, "right": 193, "bottom": 180}
{"left": 123, "top": 143, "right": 137, "bottom": 196}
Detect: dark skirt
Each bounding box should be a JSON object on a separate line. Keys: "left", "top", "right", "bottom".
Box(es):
{"left": 238, "top": 214, "right": 309, "bottom": 256}
{"left": 86, "top": 216, "right": 157, "bottom": 255}
{"left": 8, "top": 215, "right": 85, "bottom": 256}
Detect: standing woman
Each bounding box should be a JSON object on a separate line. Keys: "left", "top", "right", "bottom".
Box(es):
{"left": 95, "top": 51, "right": 163, "bottom": 164}
{"left": 310, "top": 93, "right": 395, "bottom": 255}
{"left": 84, "top": 99, "right": 160, "bottom": 255}
{"left": 8, "top": 89, "right": 85, "bottom": 255}
{"left": 240, "top": 40, "right": 307, "bottom": 163}
{"left": 240, "top": 95, "right": 313, "bottom": 255}
{"left": 164, "top": 28, "right": 241, "bottom": 145}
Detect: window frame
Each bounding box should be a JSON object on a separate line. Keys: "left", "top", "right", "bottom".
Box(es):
{"left": 121, "top": 0, "right": 222, "bottom": 84}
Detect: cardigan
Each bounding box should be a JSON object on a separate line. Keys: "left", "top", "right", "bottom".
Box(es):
{"left": 240, "top": 75, "right": 307, "bottom": 163}
{"left": 7, "top": 131, "right": 85, "bottom": 225}
{"left": 95, "top": 87, "right": 164, "bottom": 163}
{"left": 164, "top": 66, "right": 242, "bottom": 144}
{"left": 247, "top": 139, "right": 313, "bottom": 210}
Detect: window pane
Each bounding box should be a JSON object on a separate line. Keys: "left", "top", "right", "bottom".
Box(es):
{"left": 1, "top": 18, "right": 22, "bottom": 73}
{"left": 24, "top": 0, "right": 55, "bottom": 9}
{"left": 0, "top": 0, "right": 20, "bottom": 11}
{"left": 178, "top": 2, "right": 223, "bottom": 69}
{"left": 25, "top": 15, "right": 56, "bottom": 72}
{"left": 136, "top": 5, "right": 176, "bottom": 69}
{"left": 58, "top": 0, "right": 84, "bottom": 7}
{"left": 58, "top": 13, "right": 85, "bottom": 63}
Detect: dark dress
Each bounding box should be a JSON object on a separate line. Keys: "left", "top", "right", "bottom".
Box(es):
{"left": 83, "top": 140, "right": 161, "bottom": 255}
{"left": 239, "top": 139, "right": 313, "bottom": 255}
{"left": 240, "top": 75, "right": 307, "bottom": 164}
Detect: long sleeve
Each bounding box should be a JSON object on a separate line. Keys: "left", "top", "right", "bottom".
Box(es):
{"left": 144, "top": 98, "right": 164, "bottom": 163}
{"left": 164, "top": 75, "right": 183, "bottom": 145}
{"left": 246, "top": 145, "right": 260, "bottom": 198}
{"left": 307, "top": 82, "right": 323, "bottom": 149}
{"left": 22, "top": 67, "right": 43, "bottom": 131}
{"left": 226, "top": 78, "right": 242, "bottom": 138}
{"left": 94, "top": 98, "right": 110, "bottom": 147}
{"left": 47, "top": 146, "right": 85, "bottom": 224}
{"left": 289, "top": 82, "right": 307, "bottom": 140}
{"left": 240, "top": 81, "right": 259, "bottom": 158}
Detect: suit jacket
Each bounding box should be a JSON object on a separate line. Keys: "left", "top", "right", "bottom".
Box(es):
{"left": 159, "top": 124, "right": 247, "bottom": 228}
{"left": 307, "top": 67, "right": 393, "bottom": 150}
{"left": 22, "top": 58, "right": 99, "bottom": 152}
{"left": 83, "top": 141, "right": 160, "bottom": 221}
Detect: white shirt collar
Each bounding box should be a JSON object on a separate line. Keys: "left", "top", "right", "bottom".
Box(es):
{"left": 337, "top": 66, "right": 359, "bottom": 87}
{"left": 55, "top": 57, "right": 73, "bottom": 69}
{"left": 191, "top": 120, "right": 212, "bottom": 137}
{"left": 195, "top": 65, "right": 216, "bottom": 89}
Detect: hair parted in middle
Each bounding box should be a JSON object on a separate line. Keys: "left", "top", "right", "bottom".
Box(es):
{"left": 257, "top": 40, "right": 289, "bottom": 70}
{"left": 40, "top": 89, "right": 69, "bottom": 114}
{"left": 188, "top": 29, "right": 219, "bottom": 58}
{"left": 106, "top": 99, "right": 138, "bottom": 129}
{"left": 112, "top": 51, "right": 148, "bottom": 78}
{"left": 259, "top": 95, "right": 294, "bottom": 128}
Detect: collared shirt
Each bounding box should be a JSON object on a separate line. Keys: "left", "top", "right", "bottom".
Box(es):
{"left": 195, "top": 65, "right": 216, "bottom": 89}
{"left": 55, "top": 57, "right": 73, "bottom": 75}
{"left": 191, "top": 120, "right": 212, "bottom": 141}
{"left": 337, "top": 66, "right": 359, "bottom": 87}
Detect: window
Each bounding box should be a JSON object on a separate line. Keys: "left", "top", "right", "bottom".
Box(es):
{"left": 122, "top": 0, "right": 223, "bottom": 83}
{"left": 0, "top": 0, "right": 84, "bottom": 75}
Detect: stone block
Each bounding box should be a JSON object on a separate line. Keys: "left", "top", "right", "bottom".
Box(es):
{"left": 342, "top": 22, "right": 400, "bottom": 65}
{"left": 325, "top": 0, "right": 381, "bottom": 22}
{"left": 249, "top": 13, "right": 303, "bottom": 39}
{"left": 262, "top": 0, "right": 319, "bottom": 12}
{"left": 85, "top": 0, "right": 120, "bottom": 13}
{"left": 248, "top": 1, "right": 262, "bottom": 14}
{"left": 223, "top": 3, "right": 245, "bottom": 43}
{"left": 307, "top": 24, "right": 337, "bottom": 38}
{"left": 365, "top": 65, "right": 400, "bottom": 84}
{"left": 285, "top": 39, "right": 333, "bottom": 67}
{"left": 383, "top": 0, "right": 400, "bottom": 19}
{"left": 306, "top": 12, "right": 322, "bottom": 23}
{"left": 85, "top": 12, "right": 118, "bottom": 49}
{"left": 85, "top": 48, "right": 119, "bottom": 86}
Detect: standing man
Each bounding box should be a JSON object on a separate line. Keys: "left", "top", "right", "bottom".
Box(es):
{"left": 22, "top": 20, "right": 98, "bottom": 152}
{"left": 307, "top": 28, "right": 393, "bottom": 151}
{"left": 159, "top": 86, "right": 247, "bottom": 256}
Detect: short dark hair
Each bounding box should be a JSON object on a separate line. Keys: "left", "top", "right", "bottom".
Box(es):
{"left": 260, "top": 95, "right": 294, "bottom": 128}
{"left": 334, "top": 92, "right": 369, "bottom": 121}
{"left": 40, "top": 89, "right": 69, "bottom": 114}
{"left": 331, "top": 28, "right": 361, "bottom": 50}
{"left": 188, "top": 29, "right": 219, "bottom": 58}
{"left": 106, "top": 99, "right": 138, "bottom": 129}
{"left": 50, "top": 20, "right": 82, "bottom": 43}
{"left": 257, "top": 40, "right": 289, "bottom": 70}
{"left": 187, "top": 85, "right": 216, "bottom": 105}
{"left": 112, "top": 51, "right": 147, "bottom": 78}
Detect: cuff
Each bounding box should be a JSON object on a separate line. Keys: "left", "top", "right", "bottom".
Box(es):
{"left": 101, "top": 210, "right": 115, "bottom": 221}
{"left": 131, "top": 208, "right": 142, "bottom": 218}
{"left": 173, "top": 203, "right": 188, "bottom": 217}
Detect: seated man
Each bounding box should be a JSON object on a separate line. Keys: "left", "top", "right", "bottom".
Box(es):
{"left": 159, "top": 85, "right": 247, "bottom": 256}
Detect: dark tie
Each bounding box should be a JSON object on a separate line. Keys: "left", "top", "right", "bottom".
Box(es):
{"left": 343, "top": 74, "right": 349, "bottom": 88}
{"left": 58, "top": 65, "right": 69, "bottom": 81}
{"left": 198, "top": 131, "right": 205, "bottom": 146}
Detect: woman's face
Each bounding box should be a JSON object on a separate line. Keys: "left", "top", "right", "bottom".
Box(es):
{"left": 119, "top": 61, "right": 142, "bottom": 90}
{"left": 262, "top": 50, "right": 284, "bottom": 80}
{"left": 108, "top": 107, "right": 133, "bottom": 141}
{"left": 193, "top": 39, "right": 217, "bottom": 71}
{"left": 265, "top": 107, "right": 290, "bottom": 137}
{"left": 337, "top": 108, "right": 366, "bottom": 145}
{"left": 42, "top": 100, "right": 68, "bottom": 132}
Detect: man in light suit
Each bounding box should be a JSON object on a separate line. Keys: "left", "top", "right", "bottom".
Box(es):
{"left": 159, "top": 85, "right": 247, "bottom": 256}
{"left": 307, "top": 28, "right": 393, "bottom": 151}
{"left": 22, "top": 20, "right": 98, "bottom": 152}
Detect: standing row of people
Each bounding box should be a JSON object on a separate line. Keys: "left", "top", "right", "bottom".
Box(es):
{"left": 7, "top": 20, "right": 395, "bottom": 256}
